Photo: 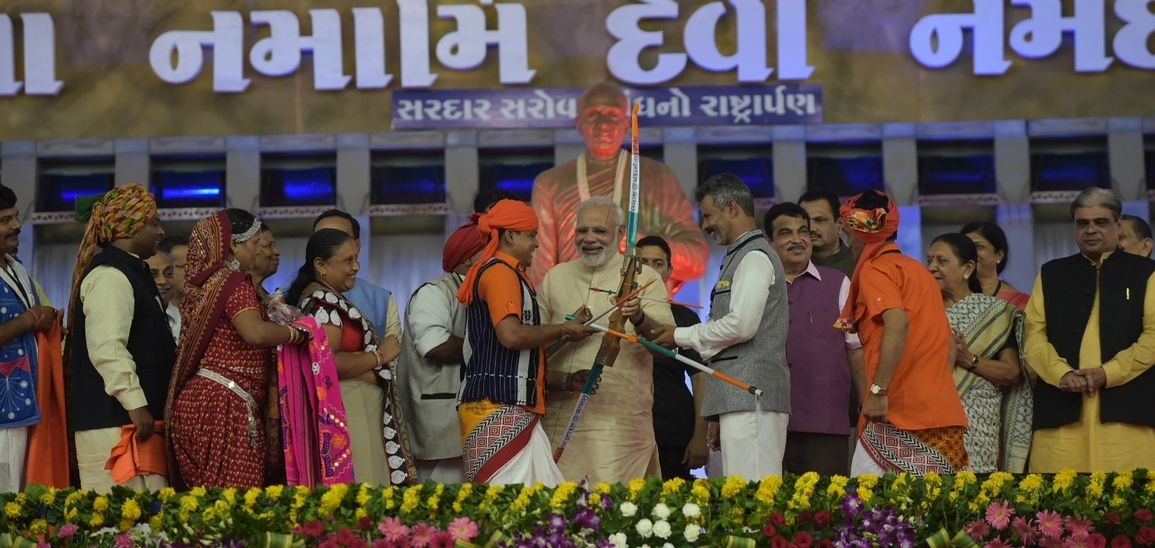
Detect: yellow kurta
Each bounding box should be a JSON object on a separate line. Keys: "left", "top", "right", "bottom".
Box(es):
{"left": 538, "top": 254, "right": 674, "bottom": 483}
{"left": 1024, "top": 252, "right": 1155, "bottom": 472}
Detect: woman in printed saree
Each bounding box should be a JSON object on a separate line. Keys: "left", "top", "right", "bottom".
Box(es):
{"left": 286, "top": 229, "right": 416, "bottom": 486}
{"left": 927, "top": 233, "right": 1033, "bottom": 473}
{"left": 165, "top": 209, "right": 310, "bottom": 489}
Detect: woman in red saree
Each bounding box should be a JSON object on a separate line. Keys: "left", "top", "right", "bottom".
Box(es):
{"left": 165, "top": 209, "right": 309, "bottom": 489}
{"left": 286, "top": 228, "right": 416, "bottom": 486}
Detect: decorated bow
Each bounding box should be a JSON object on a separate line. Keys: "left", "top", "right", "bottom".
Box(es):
{"left": 553, "top": 103, "right": 644, "bottom": 463}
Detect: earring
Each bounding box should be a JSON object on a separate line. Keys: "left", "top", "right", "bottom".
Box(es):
{"left": 225, "top": 257, "right": 240, "bottom": 271}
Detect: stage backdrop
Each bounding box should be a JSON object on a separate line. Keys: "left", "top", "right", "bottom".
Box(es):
{"left": 0, "top": 0, "right": 1153, "bottom": 139}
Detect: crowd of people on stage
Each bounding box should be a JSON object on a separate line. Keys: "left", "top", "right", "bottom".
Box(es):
{"left": 2, "top": 83, "right": 1154, "bottom": 495}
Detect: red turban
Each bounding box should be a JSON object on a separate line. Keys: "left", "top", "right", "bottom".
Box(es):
{"left": 457, "top": 199, "right": 539, "bottom": 305}
{"left": 836, "top": 190, "right": 900, "bottom": 332}
{"left": 442, "top": 223, "right": 486, "bottom": 272}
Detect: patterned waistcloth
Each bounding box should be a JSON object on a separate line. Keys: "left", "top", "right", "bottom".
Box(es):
{"left": 278, "top": 317, "right": 354, "bottom": 488}
{"left": 460, "top": 399, "right": 538, "bottom": 483}
{"left": 860, "top": 421, "right": 969, "bottom": 475}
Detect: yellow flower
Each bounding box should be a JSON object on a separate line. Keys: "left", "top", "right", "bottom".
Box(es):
{"left": 64, "top": 490, "right": 87, "bottom": 507}
{"left": 179, "top": 495, "right": 199, "bottom": 512}
{"left": 485, "top": 484, "right": 504, "bottom": 500}
{"left": 3, "top": 502, "right": 21, "bottom": 518}
{"left": 121, "top": 499, "right": 143, "bottom": 521}
{"left": 118, "top": 519, "right": 134, "bottom": 532}
{"left": 691, "top": 480, "right": 712, "bottom": 504}
{"left": 588, "top": 493, "right": 601, "bottom": 508}
{"left": 158, "top": 487, "right": 176, "bottom": 502}
{"left": 356, "top": 483, "right": 372, "bottom": 506}
{"left": 594, "top": 482, "right": 611, "bottom": 495}
{"left": 38, "top": 488, "right": 57, "bottom": 506}
{"left": 756, "top": 475, "right": 782, "bottom": 504}
{"left": 1018, "top": 474, "right": 1044, "bottom": 493}
{"left": 628, "top": 478, "right": 646, "bottom": 498}
{"left": 826, "top": 483, "right": 846, "bottom": 499}
{"left": 265, "top": 485, "right": 284, "bottom": 500}
{"left": 923, "top": 471, "right": 941, "bottom": 486}
{"left": 858, "top": 487, "right": 873, "bottom": 503}
{"left": 721, "top": 475, "right": 747, "bottom": 498}
{"left": 401, "top": 485, "right": 423, "bottom": 513}
{"left": 550, "top": 481, "right": 578, "bottom": 510}
{"left": 1111, "top": 495, "right": 1127, "bottom": 508}
{"left": 244, "top": 488, "right": 262, "bottom": 510}
{"left": 149, "top": 514, "right": 164, "bottom": 530}
{"left": 222, "top": 487, "right": 237, "bottom": 504}
{"left": 662, "top": 477, "right": 686, "bottom": 495}
{"left": 89, "top": 512, "right": 104, "bottom": 527}
{"left": 1113, "top": 471, "right": 1134, "bottom": 491}
{"left": 1146, "top": 478, "right": 1155, "bottom": 494}
{"left": 857, "top": 473, "right": 879, "bottom": 490}
{"left": 28, "top": 518, "right": 47, "bottom": 535}
{"left": 1053, "top": 468, "right": 1077, "bottom": 492}
{"left": 355, "top": 507, "right": 368, "bottom": 520}
{"left": 93, "top": 495, "right": 110, "bottom": 512}
{"left": 65, "top": 507, "right": 78, "bottom": 521}
{"left": 321, "top": 486, "right": 347, "bottom": 514}
{"left": 190, "top": 486, "right": 208, "bottom": 498}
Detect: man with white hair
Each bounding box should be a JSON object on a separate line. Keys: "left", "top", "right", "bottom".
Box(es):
{"left": 537, "top": 197, "right": 674, "bottom": 482}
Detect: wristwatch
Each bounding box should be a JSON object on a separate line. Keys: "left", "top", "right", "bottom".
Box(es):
{"left": 969, "top": 355, "right": 980, "bottom": 370}
{"left": 869, "top": 383, "right": 888, "bottom": 396}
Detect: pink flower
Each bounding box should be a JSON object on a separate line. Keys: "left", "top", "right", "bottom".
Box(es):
{"left": 1012, "top": 516, "right": 1037, "bottom": 545}
{"left": 1137, "top": 509, "right": 1155, "bottom": 523}
{"left": 1037, "top": 510, "right": 1064, "bottom": 539}
{"left": 378, "top": 517, "right": 410, "bottom": 542}
{"left": 1065, "top": 516, "right": 1095, "bottom": 539}
{"left": 792, "top": 531, "right": 814, "bottom": 547}
{"left": 1111, "top": 534, "right": 1133, "bottom": 548}
{"left": 985, "top": 501, "right": 1014, "bottom": 530}
{"left": 1137, "top": 526, "right": 1155, "bottom": 546}
{"left": 984, "top": 540, "right": 1014, "bottom": 548}
{"left": 964, "top": 519, "right": 992, "bottom": 540}
{"left": 57, "top": 523, "right": 79, "bottom": 538}
{"left": 1086, "top": 533, "right": 1109, "bottom": 548}
{"left": 428, "top": 532, "right": 455, "bottom": 548}
{"left": 446, "top": 517, "right": 479, "bottom": 542}
{"left": 115, "top": 532, "right": 134, "bottom": 548}
{"left": 409, "top": 524, "right": 438, "bottom": 548}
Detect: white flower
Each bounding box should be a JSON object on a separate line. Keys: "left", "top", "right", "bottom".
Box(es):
{"left": 635, "top": 518, "right": 654, "bottom": 538}
{"left": 620, "top": 501, "right": 638, "bottom": 517}
{"left": 683, "top": 524, "right": 701, "bottom": 543}
{"left": 651, "top": 503, "right": 671, "bottom": 519}
{"left": 663, "top": 544, "right": 675, "bottom": 548}
{"left": 609, "top": 532, "right": 629, "bottom": 548}
{"left": 682, "top": 502, "right": 701, "bottom": 518}
{"left": 652, "top": 520, "right": 672, "bottom": 539}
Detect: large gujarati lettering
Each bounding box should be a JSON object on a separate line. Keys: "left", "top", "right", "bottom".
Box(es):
{"left": 910, "top": 0, "right": 1155, "bottom": 74}
{"left": 0, "top": 13, "right": 64, "bottom": 96}
{"left": 606, "top": 0, "right": 813, "bottom": 85}
{"left": 147, "top": 1, "right": 533, "bottom": 93}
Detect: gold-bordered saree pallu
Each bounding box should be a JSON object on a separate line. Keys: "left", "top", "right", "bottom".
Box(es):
{"left": 460, "top": 400, "right": 538, "bottom": 483}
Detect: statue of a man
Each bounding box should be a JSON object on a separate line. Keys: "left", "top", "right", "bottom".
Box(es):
{"left": 529, "top": 83, "right": 708, "bottom": 292}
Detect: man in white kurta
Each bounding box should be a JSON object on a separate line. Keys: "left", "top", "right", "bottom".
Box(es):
{"left": 538, "top": 197, "right": 674, "bottom": 483}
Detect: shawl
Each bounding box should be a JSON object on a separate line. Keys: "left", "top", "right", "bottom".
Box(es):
{"left": 25, "top": 316, "right": 68, "bottom": 487}
{"left": 164, "top": 210, "right": 258, "bottom": 490}
{"left": 278, "top": 316, "right": 354, "bottom": 487}
{"left": 946, "top": 293, "right": 1034, "bottom": 473}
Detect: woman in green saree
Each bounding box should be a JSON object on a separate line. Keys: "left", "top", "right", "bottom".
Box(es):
{"left": 927, "top": 233, "right": 1033, "bottom": 473}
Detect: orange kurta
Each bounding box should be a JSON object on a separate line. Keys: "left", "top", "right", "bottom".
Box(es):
{"left": 853, "top": 244, "right": 968, "bottom": 431}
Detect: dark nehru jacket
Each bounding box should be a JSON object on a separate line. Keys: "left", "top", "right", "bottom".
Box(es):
{"left": 70, "top": 246, "right": 177, "bottom": 431}
{"left": 1037, "top": 250, "right": 1155, "bottom": 429}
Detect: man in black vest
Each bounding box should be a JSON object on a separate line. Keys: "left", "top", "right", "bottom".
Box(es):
{"left": 67, "top": 184, "right": 175, "bottom": 492}
{"left": 1024, "top": 187, "right": 1155, "bottom": 473}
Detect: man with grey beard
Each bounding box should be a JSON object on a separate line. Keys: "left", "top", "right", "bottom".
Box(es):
{"left": 537, "top": 196, "right": 675, "bottom": 483}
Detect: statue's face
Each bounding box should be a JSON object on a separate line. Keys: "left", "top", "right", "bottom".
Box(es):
{"left": 577, "top": 100, "right": 628, "bottom": 161}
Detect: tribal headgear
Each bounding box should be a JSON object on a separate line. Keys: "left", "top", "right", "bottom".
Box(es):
{"left": 67, "top": 183, "right": 158, "bottom": 335}
{"left": 835, "top": 189, "right": 900, "bottom": 332}
{"left": 442, "top": 223, "right": 485, "bottom": 273}
{"left": 456, "top": 199, "right": 539, "bottom": 305}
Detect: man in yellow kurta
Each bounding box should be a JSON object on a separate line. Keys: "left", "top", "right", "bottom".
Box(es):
{"left": 529, "top": 83, "right": 708, "bottom": 293}
{"left": 539, "top": 197, "right": 674, "bottom": 483}
{"left": 1024, "top": 187, "right": 1155, "bottom": 472}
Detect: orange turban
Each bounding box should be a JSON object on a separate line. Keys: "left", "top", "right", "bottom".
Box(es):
{"left": 456, "top": 199, "right": 538, "bottom": 305}
{"left": 442, "top": 223, "right": 486, "bottom": 272}
{"left": 836, "top": 190, "right": 900, "bottom": 332}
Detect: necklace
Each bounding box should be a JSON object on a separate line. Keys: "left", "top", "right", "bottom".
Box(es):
{"left": 576, "top": 150, "right": 628, "bottom": 204}
{"left": 986, "top": 279, "right": 1003, "bottom": 297}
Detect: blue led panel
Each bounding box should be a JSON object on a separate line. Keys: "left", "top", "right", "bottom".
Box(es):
{"left": 1030, "top": 150, "right": 1109, "bottom": 192}
{"left": 371, "top": 163, "right": 446, "bottom": 204}
{"left": 918, "top": 153, "right": 996, "bottom": 195}
{"left": 807, "top": 154, "right": 884, "bottom": 196}
{"left": 479, "top": 159, "right": 552, "bottom": 202}
{"left": 261, "top": 165, "right": 337, "bottom": 207}
{"left": 37, "top": 167, "right": 114, "bottom": 212}
{"left": 151, "top": 169, "right": 226, "bottom": 209}
{"left": 698, "top": 157, "right": 775, "bottom": 198}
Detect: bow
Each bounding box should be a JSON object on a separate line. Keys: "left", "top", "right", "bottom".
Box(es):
{"left": 553, "top": 103, "right": 643, "bottom": 463}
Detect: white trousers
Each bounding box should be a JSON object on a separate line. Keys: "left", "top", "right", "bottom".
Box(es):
{"left": 488, "top": 422, "right": 564, "bottom": 487}
{"left": 75, "top": 428, "right": 167, "bottom": 493}
{"left": 416, "top": 457, "right": 465, "bottom": 484}
{"left": 850, "top": 438, "right": 886, "bottom": 476}
{"left": 718, "top": 405, "right": 789, "bottom": 480}
{"left": 0, "top": 427, "right": 28, "bottom": 492}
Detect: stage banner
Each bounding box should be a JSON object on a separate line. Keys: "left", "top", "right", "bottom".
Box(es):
{"left": 0, "top": 0, "right": 1152, "bottom": 139}
{"left": 391, "top": 85, "right": 822, "bottom": 129}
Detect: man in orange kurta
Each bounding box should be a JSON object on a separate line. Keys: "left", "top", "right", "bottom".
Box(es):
{"left": 838, "top": 190, "right": 969, "bottom": 475}
{"left": 529, "top": 83, "right": 708, "bottom": 293}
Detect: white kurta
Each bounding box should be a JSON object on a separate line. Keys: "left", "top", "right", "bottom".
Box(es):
{"left": 538, "top": 254, "right": 675, "bottom": 483}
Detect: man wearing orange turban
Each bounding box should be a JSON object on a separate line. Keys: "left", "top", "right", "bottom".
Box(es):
{"left": 455, "top": 200, "right": 594, "bottom": 485}
{"left": 66, "top": 183, "right": 174, "bottom": 492}
{"left": 837, "top": 189, "right": 970, "bottom": 476}
{"left": 397, "top": 223, "right": 485, "bottom": 484}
